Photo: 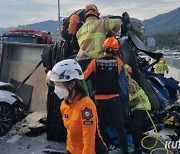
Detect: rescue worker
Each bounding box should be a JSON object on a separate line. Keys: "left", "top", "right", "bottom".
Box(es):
{"left": 125, "top": 65, "right": 151, "bottom": 154}
{"left": 60, "top": 9, "right": 85, "bottom": 57}
{"left": 76, "top": 4, "right": 121, "bottom": 60}
{"left": 153, "top": 57, "right": 169, "bottom": 76}
{"left": 46, "top": 59, "right": 107, "bottom": 154}
{"left": 84, "top": 37, "right": 129, "bottom": 154}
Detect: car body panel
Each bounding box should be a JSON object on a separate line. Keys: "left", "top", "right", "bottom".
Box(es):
{"left": 0, "top": 90, "right": 17, "bottom": 105}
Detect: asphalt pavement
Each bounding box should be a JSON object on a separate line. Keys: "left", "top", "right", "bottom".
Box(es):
{"left": 0, "top": 133, "right": 66, "bottom": 154}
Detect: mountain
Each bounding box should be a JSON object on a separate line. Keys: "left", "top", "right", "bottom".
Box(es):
{"left": 0, "top": 27, "right": 16, "bottom": 34}
{"left": 0, "top": 20, "right": 60, "bottom": 35}
{"left": 0, "top": 7, "right": 180, "bottom": 37}
{"left": 131, "top": 18, "right": 142, "bottom": 23}
{"left": 25, "top": 20, "right": 59, "bottom": 35}
{"left": 142, "top": 7, "right": 180, "bottom": 35}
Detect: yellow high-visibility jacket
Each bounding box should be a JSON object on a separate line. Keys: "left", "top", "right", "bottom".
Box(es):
{"left": 127, "top": 78, "right": 151, "bottom": 112}
{"left": 129, "top": 88, "right": 151, "bottom": 112}
{"left": 76, "top": 16, "right": 121, "bottom": 59}
{"left": 154, "top": 60, "right": 169, "bottom": 74}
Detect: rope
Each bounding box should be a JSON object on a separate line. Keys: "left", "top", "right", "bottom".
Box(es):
{"left": 126, "top": 70, "right": 173, "bottom": 154}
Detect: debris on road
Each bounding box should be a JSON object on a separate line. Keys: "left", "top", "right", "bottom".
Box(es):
{"left": 9, "top": 111, "right": 47, "bottom": 136}
{"left": 43, "top": 145, "right": 66, "bottom": 154}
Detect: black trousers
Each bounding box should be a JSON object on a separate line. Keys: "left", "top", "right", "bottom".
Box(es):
{"left": 130, "top": 110, "right": 148, "bottom": 150}
{"left": 95, "top": 96, "right": 128, "bottom": 154}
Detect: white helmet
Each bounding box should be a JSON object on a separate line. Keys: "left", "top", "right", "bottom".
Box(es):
{"left": 46, "top": 59, "right": 84, "bottom": 83}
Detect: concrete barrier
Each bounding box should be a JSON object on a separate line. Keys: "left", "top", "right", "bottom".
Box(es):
{"left": 165, "top": 57, "right": 180, "bottom": 69}
{"left": 165, "top": 57, "right": 180, "bottom": 82}
{"left": 165, "top": 66, "right": 180, "bottom": 82}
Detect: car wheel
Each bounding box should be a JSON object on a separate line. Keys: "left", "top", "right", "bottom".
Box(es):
{"left": 0, "top": 102, "right": 15, "bottom": 136}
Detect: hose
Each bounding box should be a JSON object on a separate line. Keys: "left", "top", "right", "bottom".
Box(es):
{"left": 126, "top": 70, "right": 174, "bottom": 154}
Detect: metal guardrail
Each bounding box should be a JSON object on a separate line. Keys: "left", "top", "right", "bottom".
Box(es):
{"left": 165, "top": 57, "right": 180, "bottom": 69}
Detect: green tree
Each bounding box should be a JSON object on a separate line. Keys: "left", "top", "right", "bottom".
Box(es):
{"left": 145, "top": 29, "right": 180, "bottom": 49}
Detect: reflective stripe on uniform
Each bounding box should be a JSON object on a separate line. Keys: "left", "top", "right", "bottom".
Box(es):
{"left": 77, "top": 17, "right": 121, "bottom": 59}
{"left": 109, "top": 19, "right": 115, "bottom": 30}
{"left": 78, "top": 32, "right": 105, "bottom": 45}
{"left": 78, "top": 32, "right": 105, "bottom": 58}
{"left": 78, "top": 23, "right": 95, "bottom": 35}
{"left": 96, "top": 59, "right": 117, "bottom": 63}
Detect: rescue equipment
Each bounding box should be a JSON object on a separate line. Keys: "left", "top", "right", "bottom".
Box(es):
{"left": 61, "top": 9, "right": 85, "bottom": 40}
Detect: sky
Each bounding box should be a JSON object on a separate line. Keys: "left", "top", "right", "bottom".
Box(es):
{"left": 0, "top": 0, "right": 180, "bottom": 28}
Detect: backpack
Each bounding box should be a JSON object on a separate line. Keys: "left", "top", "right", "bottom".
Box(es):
{"left": 61, "top": 9, "right": 85, "bottom": 40}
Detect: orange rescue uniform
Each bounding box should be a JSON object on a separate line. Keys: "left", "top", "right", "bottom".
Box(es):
{"left": 60, "top": 95, "right": 98, "bottom": 154}
{"left": 68, "top": 14, "right": 81, "bottom": 35}
{"left": 84, "top": 56, "right": 123, "bottom": 100}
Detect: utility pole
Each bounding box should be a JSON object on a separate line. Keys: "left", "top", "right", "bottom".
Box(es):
{"left": 58, "top": 0, "right": 61, "bottom": 34}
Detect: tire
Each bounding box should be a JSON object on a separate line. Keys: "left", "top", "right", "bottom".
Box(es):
{"left": 0, "top": 102, "right": 15, "bottom": 136}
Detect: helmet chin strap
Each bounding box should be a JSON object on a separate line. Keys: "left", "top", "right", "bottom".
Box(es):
{"left": 65, "top": 83, "right": 76, "bottom": 104}
{"left": 66, "top": 89, "right": 76, "bottom": 104}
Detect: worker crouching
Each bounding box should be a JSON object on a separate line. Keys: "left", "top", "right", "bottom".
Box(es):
{"left": 125, "top": 67, "right": 151, "bottom": 154}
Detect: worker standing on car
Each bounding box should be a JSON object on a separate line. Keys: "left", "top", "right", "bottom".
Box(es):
{"left": 76, "top": 4, "right": 121, "bottom": 61}
{"left": 153, "top": 57, "right": 169, "bottom": 76}
{"left": 60, "top": 9, "right": 86, "bottom": 57}
{"left": 46, "top": 59, "right": 107, "bottom": 154}
{"left": 125, "top": 65, "right": 151, "bottom": 154}
{"left": 84, "top": 37, "right": 128, "bottom": 154}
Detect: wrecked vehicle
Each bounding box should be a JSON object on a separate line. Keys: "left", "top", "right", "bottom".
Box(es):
{"left": 105, "top": 13, "right": 180, "bottom": 134}
{"left": 41, "top": 12, "right": 180, "bottom": 154}
{"left": 0, "top": 82, "right": 23, "bottom": 136}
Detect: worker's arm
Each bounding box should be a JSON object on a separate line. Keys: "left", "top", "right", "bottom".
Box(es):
{"left": 81, "top": 99, "right": 97, "bottom": 154}
{"left": 104, "top": 18, "right": 122, "bottom": 35}
{"left": 83, "top": 59, "right": 96, "bottom": 80}
{"left": 68, "top": 14, "right": 80, "bottom": 35}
